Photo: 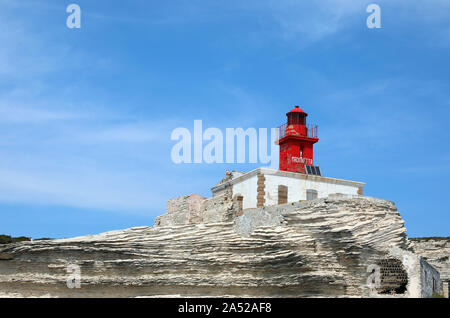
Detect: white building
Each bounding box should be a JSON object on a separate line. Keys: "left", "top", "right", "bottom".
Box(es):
{"left": 212, "top": 167, "right": 365, "bottom": 210}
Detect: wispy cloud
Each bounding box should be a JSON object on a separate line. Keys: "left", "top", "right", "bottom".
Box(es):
{"left": 0, "top": 167, "right": 160, "bottom": 212}
{"left": 0, "top": 104, "right": 82, "bottom": 124}
{"left": 0, "top": 104, "right": 173, "bottom": 214}
{"left": 254, "top": 0, "right": 362, "bottom": 42}
{"left": 77, "top": 124, "right": 162, "bottom": 144}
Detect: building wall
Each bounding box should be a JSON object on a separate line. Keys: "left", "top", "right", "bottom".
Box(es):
{"left": 232, "top": 174, "right": 258, "bottom": 210}
{"left": 420, "top": 257, "right": 441, "bottom": 297}
{"left": 231, "top": 172, "right": 361, "bottom": 209}
{"left": 212, "top": 168, "right": 365, "bottom": 210}
{"left": 263, "top": 174, "right": 360, "bottom": 206}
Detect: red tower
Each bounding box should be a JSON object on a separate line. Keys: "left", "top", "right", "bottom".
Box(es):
{"left": 275, "top": 106, "right": 319, "bottom": 173}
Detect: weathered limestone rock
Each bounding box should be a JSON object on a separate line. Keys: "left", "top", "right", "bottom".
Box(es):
{"left": 0, "top": 196, "right": 441, "bottom": 298}
{"left": 0, "top": 253, "right": 12, "bottom": 261}
{"left": 408, "top": 237, "right": 450, "bottom": 297}
{"left": 408, "top": 238, "right": 450, "bottom": 281}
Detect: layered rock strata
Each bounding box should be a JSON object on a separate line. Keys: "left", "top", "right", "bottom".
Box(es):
{"left": 0, "top": 195, "right": 440, "bottom": 297}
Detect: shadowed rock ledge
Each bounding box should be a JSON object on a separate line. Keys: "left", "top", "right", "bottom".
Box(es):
{"left": 0, "top": 196, "right": 441, "bottom": 297}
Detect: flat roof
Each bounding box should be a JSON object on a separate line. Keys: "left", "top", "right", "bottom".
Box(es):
{"left": 211, "top": 167, "right": 365, "bottom": 193}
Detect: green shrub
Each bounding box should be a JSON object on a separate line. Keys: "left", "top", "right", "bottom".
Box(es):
{"left": 0, "top": 235, "right": 31, "bottom": 244}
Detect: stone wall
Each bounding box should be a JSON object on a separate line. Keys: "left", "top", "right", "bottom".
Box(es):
{"left": 155, "top": 189, "right": 238, "bottom": 226}
{"left": 387, "top": 247, "right": 441, "bottom": 297}
{"left": 408, "top": 237, "right": 450, "bottom": 297}
{"left": 408, "top": 238, "right": 450, "bottom": 281}
{"left": 155, "top": 194, "right": 206, "bottom": 226}
{"left": 420, "top": 257, "right": 441, "bottom": 297}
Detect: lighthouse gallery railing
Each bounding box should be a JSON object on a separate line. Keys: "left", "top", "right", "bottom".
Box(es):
{"left": 276, "top": 123, "right": 318, "bottom": 141}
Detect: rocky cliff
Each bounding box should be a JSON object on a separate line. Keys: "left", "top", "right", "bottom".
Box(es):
{"left": 0, "top": 195, "right": 440, "bottom": 297}
{"left": 408, "top": 238, "right": 450, "bottom": 282}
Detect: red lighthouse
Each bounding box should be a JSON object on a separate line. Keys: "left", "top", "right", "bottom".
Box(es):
{"left": 276, "top": 106, "right": 319, "bottom": 174}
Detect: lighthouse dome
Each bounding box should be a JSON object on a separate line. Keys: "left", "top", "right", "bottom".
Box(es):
{"left": 287, "top": 105, "right": 307, "bottom": 116}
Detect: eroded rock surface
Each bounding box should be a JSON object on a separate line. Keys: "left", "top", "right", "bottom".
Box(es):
{"left": 408, "top": 238, "right": 450, "bottom": 282}
{"left": 0, "top": 196, "right": 439, "bottom": 297}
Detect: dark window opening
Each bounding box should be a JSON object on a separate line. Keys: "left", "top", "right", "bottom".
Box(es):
{"left": 287, "top": 113, "right": 306, "bottom": 126}
{"left": 377, "top": 258, "right": 408, "bottom": 294}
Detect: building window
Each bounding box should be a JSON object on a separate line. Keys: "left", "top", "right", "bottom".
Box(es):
{"left": 278, "top": 185, "right": 288, "bottom": 205}
{"left": 306, "top": 189, "right": 318, "bottom": 200}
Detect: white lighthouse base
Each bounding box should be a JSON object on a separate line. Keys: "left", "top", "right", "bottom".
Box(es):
{"left": 211, "top": 168, "right": 365, "bottom": 210}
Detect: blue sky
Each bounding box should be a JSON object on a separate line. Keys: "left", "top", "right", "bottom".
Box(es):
{"left": 0, "top": 0, "right": 449, "bottom": 238}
